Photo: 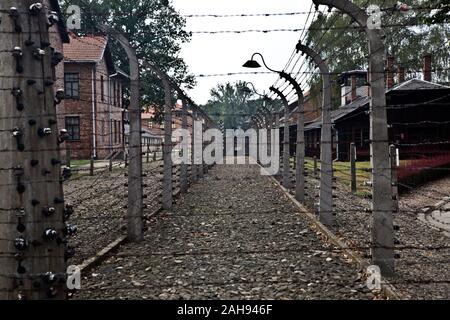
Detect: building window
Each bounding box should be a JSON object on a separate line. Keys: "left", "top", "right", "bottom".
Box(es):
{"left": 64, "top": 73, "right": 79, "bottom": 99}
{"left": 148, "top": 122, "right": 154, "bottom": 129}
{"left": 101, "top": 76, "right": 104, "bottom": 101}
{"left": 65, "top": 116, "right": 80, "bottom": 141}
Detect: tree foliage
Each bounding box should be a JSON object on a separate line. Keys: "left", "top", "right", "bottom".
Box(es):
{"left": 202, "top": 81, "right": 273, "bottom": 130}
{"left": 304, "top": 0, "right": 450, "bottom": 108}
{"left": 59, "top": 0, "right": 194, "bottom": 114}
{"left": 421, "top": 0, "right": 450, "bottom": 24}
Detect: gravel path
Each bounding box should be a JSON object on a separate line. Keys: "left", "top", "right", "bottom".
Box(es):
{"left": 288, "top": 168, "right": 450, "bottom": 300}
{"left": 74, "top": 164, "right": 376, "bottom": 300}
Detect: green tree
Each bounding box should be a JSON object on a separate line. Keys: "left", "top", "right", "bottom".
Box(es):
{"left": 421, "top": 0, "right": 450, "bottom": 24}
{"left": 203, "top": 81, "right": 271, "bottom": 129}
{"left": 59, "top": 0, "right": 194, "bottom": 115}
{"left": 304, "top": 0, "right": 450, "bottom": 108}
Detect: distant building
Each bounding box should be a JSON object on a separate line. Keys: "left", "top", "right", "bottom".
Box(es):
{"left": 302, "top": 55, "right": 450, "bottom": 161}
{"left": 138, "top": 102, "right": 193, "bottom": 152}
{"left": 59, "top": 33, "right": 128, "bottom": 159}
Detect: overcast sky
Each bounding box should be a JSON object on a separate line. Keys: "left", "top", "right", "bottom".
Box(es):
{"left": 172, "top": 0, "right": 313, "bottom": 105}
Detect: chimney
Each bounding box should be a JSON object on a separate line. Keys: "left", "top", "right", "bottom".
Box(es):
{"left": 351, "top": 75, "right": 357, "bottom": 101}
{"left": 386, "top": 55, "right": 395, "bottom": 89}
{"left": 397, "top": 65, "right": 405, "bottom": 84}
{"left": 423, "top": 53, "right": 432, "bottom": 82}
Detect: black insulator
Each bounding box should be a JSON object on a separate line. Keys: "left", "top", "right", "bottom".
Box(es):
{"left": 42, "top": 206, "right": 56, "bottom": 217}
{"left": 32, "top": 48, "right": 45, "bottom": 60}
{"left": 46, "top": 287, "right": 58, "bottom": 298}
{"left": 65, "top": 247, "right": 75, "bottom": 261}
{"left": 17, "top": 223, "right": 26, "bottom": 233}
{"left": 57, "top": 129, "right": 69, "bottom": 144}
{"left": 62, "top": 167, "right": 72, "bottom": 180}
{"left": 42, "top": 272, "right": 57, "bottom": 285}
{"left": 9, "top": 7, "right": 22, "bottom": 33}
{"left": 14, "top": 237, "right": 28, "bottom": 251}
{"left": 13, "top": 166, "right": 24, "bottom": 177}
{"left": 43, "top": 228, "right": 58, "bottom": 241}
{"left": 51, "top": 51, "right": 64, "bottom": 67}
{"left": 30, "top": 159, "right": 39, "bottom": 167}
{"left": 47, "top": 11, "right": 59, "bottom": 28}
{"left": 54, "top": 197, "right": 64, "bottom": 204}
{"left": 63, "top": 204, "right": 74, "bottom": 219}
{"left": 12, "top": 47, "right": 23, "bottom": 73}
{"left": 63, "top": 224, "right": 78, "bottom": 237}
{"left": 29, "top": 3, "right": 43, "bottom": 15}
{"left": 17, "top": 265, "right": 26, "bottom": 275}
{"left": 38, "top": 127, "right": 52, "bottom": 137}
{"left": 16, "top": 183, "right": 26, "bottom": 194}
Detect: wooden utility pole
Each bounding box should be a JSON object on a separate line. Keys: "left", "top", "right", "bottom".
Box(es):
{"left": 0, "top": 1, "right": 67, "bottom": 299}
{"left": 350, "top": 143, "right": 357, "bottom": 194}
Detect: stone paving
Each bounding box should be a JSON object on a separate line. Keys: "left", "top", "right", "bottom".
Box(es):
{"left": 74, "top": 164, "right": 376, "bottom": 300}
{"left": 420, "top": 197, "right": 450, "bottom": 237}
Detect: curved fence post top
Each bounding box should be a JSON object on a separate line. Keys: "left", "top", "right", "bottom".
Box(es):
{"left": 312, "top": 0, "right": 368, "bottom": 28}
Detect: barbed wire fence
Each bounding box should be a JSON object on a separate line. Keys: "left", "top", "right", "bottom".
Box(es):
{"left": 247, "top": 0, "right": 449, "bottom": 294}
{"left": 0, "top": 0, "right": 218, "bottom": 300}
{"left": 0, "top": 0, "right": 449, "bottom": 300}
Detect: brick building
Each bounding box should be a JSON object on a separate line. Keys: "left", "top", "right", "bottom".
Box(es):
{"left": 59, "top": 33, "right": 127, "bottom": 160}
{"left": 140, "top": 101, "right": 193, "bottom": 148}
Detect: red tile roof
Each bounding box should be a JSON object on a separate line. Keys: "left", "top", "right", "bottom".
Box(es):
{"left": 64, "top": 33, "right": 108, "bottom": 62}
